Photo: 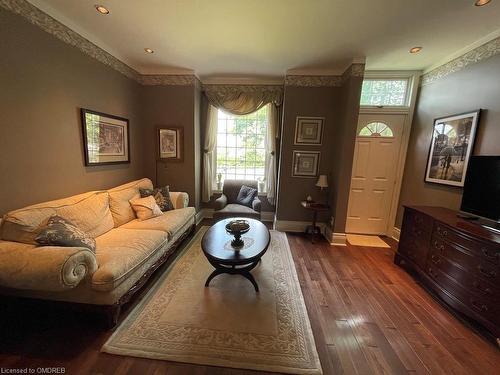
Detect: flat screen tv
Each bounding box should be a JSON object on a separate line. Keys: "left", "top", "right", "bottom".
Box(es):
{"left": 460, "top": 155, "right": 500, "bottom": 223}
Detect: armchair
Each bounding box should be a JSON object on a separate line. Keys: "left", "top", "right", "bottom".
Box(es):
{"left": 213, "top": 180, "right": 261, "bottom": 221}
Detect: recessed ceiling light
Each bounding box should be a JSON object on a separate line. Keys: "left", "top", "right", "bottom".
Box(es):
{"left": 95, "top": 5, "right": 110, "bottom": 14}
{"left": 410, "top": 46, "right": 422, "bottom": 54}
{"left": 144, "top": 48, "right": 154, "bottom": 54}
{"left": 474, "top": 0, "right": 491, "bottom": 6}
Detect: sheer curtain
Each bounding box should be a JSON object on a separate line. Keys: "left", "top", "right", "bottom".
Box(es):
{"left": 201, "top": 85, "right": 283, "bottom": 203}
{"left": 202, "top": 105, "right": 218, "bottom": 202}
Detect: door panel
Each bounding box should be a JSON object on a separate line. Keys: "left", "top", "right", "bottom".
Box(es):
{"left": 346, "top": 114, "right": 406, "bottom": 235}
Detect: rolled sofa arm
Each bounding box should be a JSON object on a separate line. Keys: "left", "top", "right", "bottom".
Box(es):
{"left": 252, "top": 197, "right": 262, "bottom": 212}
{"left": 170, "top": 192, "right": 189, "bottom": 209}
{"left": 0, "top": 240, "right": 97, "bottom": 292}
{"left": 215, "top": 194, "right": 228, "bottom": 210}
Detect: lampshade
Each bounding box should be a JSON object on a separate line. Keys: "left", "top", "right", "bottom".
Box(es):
{"left": 316, "top": 175, "right": 328, "bottom": 188}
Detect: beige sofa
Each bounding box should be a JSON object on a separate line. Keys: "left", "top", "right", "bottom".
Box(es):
{"left": 0, "top": 178, "right": 195, "bottom": 325}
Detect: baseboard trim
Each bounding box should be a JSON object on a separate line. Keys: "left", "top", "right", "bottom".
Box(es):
{"left": 196, "top": 209, "right": 275, "bottom": 223}
{"left": 392, "top": 227, "right": 401, "bottom": 242}
{"left": 325, "top": 227, "right": 347, "bottom": 246}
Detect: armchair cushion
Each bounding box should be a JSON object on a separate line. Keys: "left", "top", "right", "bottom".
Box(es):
{"left": 236, "top": 185, "right": 258, "bottom": 208}
{"left": 252, "top": 197, "right": 262, "bottom": 212}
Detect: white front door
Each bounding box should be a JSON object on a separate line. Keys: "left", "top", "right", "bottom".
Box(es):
{"left": 346, "top": 114, "right": 406, "bottom": 235}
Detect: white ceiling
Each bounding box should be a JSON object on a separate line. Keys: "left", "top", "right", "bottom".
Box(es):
{"left": 28, "top": 0, "right": 500, "bottom": 79}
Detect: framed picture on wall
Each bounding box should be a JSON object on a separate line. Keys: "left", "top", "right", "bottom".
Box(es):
{"left": 424, "top": 109, "right": 481, "bottom": 187}
{"left": 81, "top": 108, "right": 130, "bottom": 166}
{"left": 294, "top": 116, "right": 324, "bottom": 145}
{"left": 292, "top": 151, "right": 320, "bottom": 178}
{"left": 158, "top": 127, "right": 183, "bottom": 161}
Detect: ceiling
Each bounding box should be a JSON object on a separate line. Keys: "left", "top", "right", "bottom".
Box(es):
{"left": 27, "top": 0, "right": 500, "bottom": 80}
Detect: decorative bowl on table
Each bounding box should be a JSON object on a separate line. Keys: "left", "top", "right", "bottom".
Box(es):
{"left": 225, "top": 219, "right": 250, "bottom": 249}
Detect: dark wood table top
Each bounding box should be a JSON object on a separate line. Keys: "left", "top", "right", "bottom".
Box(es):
{"left": 301, "top": 201, "right": 330, "bottom": 211}
{"left": 201, "top": 218, "right": 270, "bottom": 265}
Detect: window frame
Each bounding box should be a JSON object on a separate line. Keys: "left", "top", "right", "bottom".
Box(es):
{"left": 212, "top": 106, "right": 269, "bottom": 194}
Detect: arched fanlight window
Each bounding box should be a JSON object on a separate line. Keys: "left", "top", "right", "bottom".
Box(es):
{"left": 359, "top": 122, "right": 394, "bottom": 137}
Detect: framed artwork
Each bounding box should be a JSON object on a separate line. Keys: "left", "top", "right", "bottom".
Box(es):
{"left": 158, "top": 127, "right": 183, "bottom": 161}
{"left": 292, "top": 151, "right": 320, "bottom": 178}
{"left": 424, "top": 109, "right": 481, "bottom": 187}
{"left": 294, "top": 117, "right": 324, "bottom": 145}
{"left": 81, "top": 108, "right": 130, "bottom": 166}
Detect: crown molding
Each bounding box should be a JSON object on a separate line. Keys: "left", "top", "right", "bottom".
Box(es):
{"left": 421, "top": 35, "right": 500, "bottom": 86}
{"left": 139, "top": 75, "right": 199, "bottom": 86}
{"left": 284, "top": 75, "right": 343, "bottom": 87}
{"left": 201, "top": 76, "right": 284, "bottom": 85}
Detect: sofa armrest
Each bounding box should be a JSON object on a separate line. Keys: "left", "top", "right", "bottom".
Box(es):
{"left": 170, "top": 192, "right": 189, "bottom": 209}
{"left": 252, "top": 197, "right": 262, "bottom": 212}
{"left": 0, "top": 241, "right": 97, "bottom": 292}
{"left": 215, "top": 194, "right": 228, "bottom": 210}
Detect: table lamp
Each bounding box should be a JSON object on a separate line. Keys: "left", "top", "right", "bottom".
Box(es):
{"left": 316, "top": 175, "right": 328, "bottom": 204}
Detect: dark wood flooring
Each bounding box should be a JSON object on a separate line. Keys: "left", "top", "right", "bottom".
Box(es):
{"left": 1, "top": 224, "right": 499, "bottom": 374}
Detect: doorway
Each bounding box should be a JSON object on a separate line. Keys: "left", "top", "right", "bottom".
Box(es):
{"left": 346, "top": 113, "right": 406, "bottom": 235}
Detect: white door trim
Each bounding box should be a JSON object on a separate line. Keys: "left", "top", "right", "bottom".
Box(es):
{"left": 359, "top": 71, "right": 421, "bottom": 235}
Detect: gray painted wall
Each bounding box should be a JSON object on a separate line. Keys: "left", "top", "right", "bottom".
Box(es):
{"left": 397, "top": 53, "right": 500, "bottom": 227}
{"left": 0, "top": 9, "right": 145, "bottom": 215}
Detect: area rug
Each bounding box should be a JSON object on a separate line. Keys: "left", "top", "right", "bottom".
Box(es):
{"left": 102, "top": 227, "right": 322, "bottom": 374}
{"left": 346, "top": 234, "right": 390, "bottom": 248}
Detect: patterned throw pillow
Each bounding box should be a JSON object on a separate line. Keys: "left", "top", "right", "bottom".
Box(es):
{"left": 140, "top": 186, "right": 174, "bottom": 211}
{"left": 236, "top": 185, "right": 258, "bottom": 208}
{"left": 130, "top": 196, "right": 163, "bottom": 221}
{"left": 35, "top": 215, "right": 96, "bottom": 252}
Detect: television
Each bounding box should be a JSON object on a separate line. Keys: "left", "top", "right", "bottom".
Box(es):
{"left": 460, "top": 156, "right": 500, "bottom": 225}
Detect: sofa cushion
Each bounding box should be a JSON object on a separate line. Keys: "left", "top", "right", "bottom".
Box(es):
{"left": 120, "top": 207, "right": 195, "bottom": 239}
{"left": 1, "top": 191, "right": 112, "bottom": 244}
{"left": 140, "top": 186, "right": 174, "bottom": 212}
{"left": 108, "top": 178, "right": 154, "bottom": 227}
{"left": 129, "top": 196, "right": 163, "bottom": 221}
{"left": 35, "top": 215, "right": 96, "bottom": 253}
{"left": 92, "top": 228, "right": 168, "bottom": 292}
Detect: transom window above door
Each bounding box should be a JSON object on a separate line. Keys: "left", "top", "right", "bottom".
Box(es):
{"left": 215, "top": 106, "right": 268, "bottom": 187}
{"left": 360, "top": 79, "right": 409, "bottom": 106}
{"left": 359, "top": 121, "right": 394, "bottom": 137}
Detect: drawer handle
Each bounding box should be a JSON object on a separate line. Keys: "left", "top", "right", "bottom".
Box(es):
{"left": 428, "top": 267, "right": 437, "bottom": 277}
{"left": 478, "top": 266, "right": 496, "bottom": 279}
{"left": 470, "top": 299, "right": 488, "bottom": 312}
{"left": 433, "top": 240, "right": 444, "bottom": 252}
{"left": 472, "top": 280, "right": 492, "bottom": 295}
{"left": 482, "top": 248, "right": 499, "bottom": 260}
{"left": 431, "top": 254, "right": 441, "bottom": 264}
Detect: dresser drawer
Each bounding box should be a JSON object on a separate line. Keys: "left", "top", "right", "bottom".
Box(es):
{"left": 476, "top": 261, "right": 499, "bottom": 284}
{"left": 399, "top": 233, "right": 429, "bottom": 269}
{"left": 432, "top": 236, "right": 478, "bottom": 273}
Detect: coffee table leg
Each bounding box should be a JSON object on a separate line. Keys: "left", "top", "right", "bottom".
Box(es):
{"left": 205, "top": 268, "right": 225, "bottom": 287}
{"left": 241, "top": 271, "right": 259, "bottom": 292}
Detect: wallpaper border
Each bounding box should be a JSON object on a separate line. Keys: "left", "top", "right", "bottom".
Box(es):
{"left": 422, "top": 36, "right": 500, "bottom": 86}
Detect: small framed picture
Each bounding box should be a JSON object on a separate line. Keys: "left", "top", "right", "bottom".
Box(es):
{"left": 292, "top": 151, "right": 320, "bottom": 178}
{"left": 424, "top": 109, "right": 481, "bottom": 187}
{"left": 158, "top": 127, "right": 183, "bottom": 161}
{"left": 294, "top": 117, "right": 324, "bottom": 145}
{"left": 81, "top": 108, "right": 130, "bottom": 166}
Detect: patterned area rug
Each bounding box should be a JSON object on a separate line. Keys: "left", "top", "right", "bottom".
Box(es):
{"left": 102, "top": 227, "right": 322, "bottom": 374}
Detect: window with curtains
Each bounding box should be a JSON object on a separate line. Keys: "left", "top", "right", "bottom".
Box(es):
{"left": 215, "top": 106, "right": 268, "bottom": 189}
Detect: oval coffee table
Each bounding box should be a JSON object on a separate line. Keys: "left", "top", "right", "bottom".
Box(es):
{"left": 201, "top": 218, "right": 270, "bottom": 292}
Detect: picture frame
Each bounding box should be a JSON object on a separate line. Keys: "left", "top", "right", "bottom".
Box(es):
{"left": 158, "top": 127, "right": 183, "bottom": 161}
{"left": 292, "top": 151, "right": 320, "bottom": 178}
{"left": 81, "top": 108, "right": 130, "bottom": 166}
{"left": 424, "top": 109, "right": 481, "bottom": 187}
{"left": 294, "top": 117, "right": 324, "bottom": 145}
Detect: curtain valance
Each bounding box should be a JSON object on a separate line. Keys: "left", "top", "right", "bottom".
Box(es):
{"left": 203, "top": 85, "right": 283, "bottom": 115}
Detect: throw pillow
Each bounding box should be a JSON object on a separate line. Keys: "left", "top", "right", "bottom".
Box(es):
{"left": 140, "top": 186, "right": 174, "bottom": 212}
{"left": 130, "top": 196, "right": 163, "bottom": 221}
{"left": 236, "top": 185, "right": 258, "bottom": 208}
{"left": 35, "top": 215, "right": 96, "bottom": 253}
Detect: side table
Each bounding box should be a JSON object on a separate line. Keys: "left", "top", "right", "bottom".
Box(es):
{"left": 301, "top": 201, "right": 330, "bottom": 243}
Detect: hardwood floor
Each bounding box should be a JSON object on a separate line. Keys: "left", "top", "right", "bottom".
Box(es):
{"left": 1, "top": 225, "right": 499, "bottom": 374}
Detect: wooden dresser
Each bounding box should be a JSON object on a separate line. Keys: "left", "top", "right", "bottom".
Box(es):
{"left": 395, "top": 206, "right": 500, "bottom": 344}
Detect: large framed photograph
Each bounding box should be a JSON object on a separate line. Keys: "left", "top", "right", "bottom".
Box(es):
{"left": 81, "top": 108, "right": 130, "bottom": 166}
{"left": 292, "top": 151, "right": 320, "bottom": 178}
{"left": 294, "top": 117, "right": 324, "bottom": 145}
{"left": 424, "top": 109, "right": 481, "bottom": 187}
{"left": 158, "top": 127, "right": 183, "bottom": 161}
